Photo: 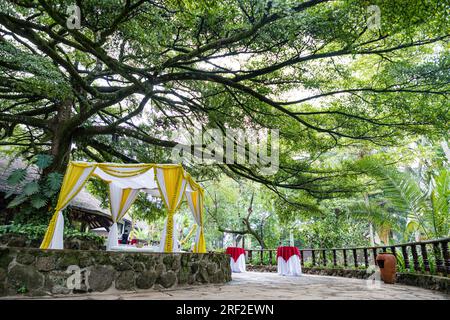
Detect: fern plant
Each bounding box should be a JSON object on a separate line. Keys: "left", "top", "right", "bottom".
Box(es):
{"left": 5, "top": 154, "right": 63, "bottom": 224}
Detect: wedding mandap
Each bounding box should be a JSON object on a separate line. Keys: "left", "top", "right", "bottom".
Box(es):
{"left": 39, "top": 161, "right": 206, "bottom": 253}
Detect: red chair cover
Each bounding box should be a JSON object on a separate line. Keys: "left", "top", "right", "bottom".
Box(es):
{"left": 277, "top": 246, "right": 300, "bottom": 262}
{"left": 226, "top": 247, "right": 246, "bottom": 262}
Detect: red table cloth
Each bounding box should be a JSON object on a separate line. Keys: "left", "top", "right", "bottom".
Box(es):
{"left": 226, "top": 247, "right": 246, "bottom": 262}
{"left": 117, "top": 239, "right": 137, "bottom": 245}
{"left": 277, "top": 246, "right": 300, "bottom": 262}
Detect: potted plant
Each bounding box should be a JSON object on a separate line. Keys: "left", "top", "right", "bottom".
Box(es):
{"left": 376, "top": 252, "right": 397, "bottom": 284}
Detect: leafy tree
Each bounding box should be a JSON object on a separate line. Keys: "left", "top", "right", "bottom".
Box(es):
{"left": 204, "top": 176, "right": 281, "bottom": 248}
{"left": 0, "top": 0, "right": 448, "bottom": 205}
{"left": 294, "top": 198, "right": 370, "bottom": 248}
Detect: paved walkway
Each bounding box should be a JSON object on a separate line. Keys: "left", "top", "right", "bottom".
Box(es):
{"left": 4, "top": 272, "right": 449, "bottom": 300}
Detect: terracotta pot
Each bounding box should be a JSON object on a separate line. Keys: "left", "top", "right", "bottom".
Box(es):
{"left": 376, "top": 253, "right": 397, "bottom": 284}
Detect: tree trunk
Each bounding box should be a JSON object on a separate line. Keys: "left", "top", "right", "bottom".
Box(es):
{"left": 242, "top": 217, "right": 266, "bottom": 249}
{"left": 44, "top": 100, "right": 74, "bottom": 175}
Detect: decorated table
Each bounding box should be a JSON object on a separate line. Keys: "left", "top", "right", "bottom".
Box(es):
{"left": 226, "top": 247, "right": 246, "bottom": 273}
{"left": 277, "top": 246, "right": 302, "bottom": 276}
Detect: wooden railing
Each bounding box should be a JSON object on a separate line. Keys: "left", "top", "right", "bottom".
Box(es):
{"left": 244, "top": 237, "right": 450, "bottom": 276}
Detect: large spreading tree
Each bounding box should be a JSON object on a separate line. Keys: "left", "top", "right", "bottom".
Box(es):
{"left": 0, "top": 0, "right": 449, "bottom": 207}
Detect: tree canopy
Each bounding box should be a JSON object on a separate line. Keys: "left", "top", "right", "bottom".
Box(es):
{"left": 0, "top": 0, "right": 449, "bottom": 212}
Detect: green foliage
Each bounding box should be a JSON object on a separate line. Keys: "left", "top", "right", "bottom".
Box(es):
{"left": 203, "top": 177, "right": 282, "bottom": 249}
{"left": 1, "top": 0, "right": 449, "bottom": 205}
{"left": 129, "top": 227, "right": 150, "bottom": 242}
{"left": 34, "top": 154, "right": 53, "bottom": 170}
{"left": 354, "top": 153, "right": 449, "bottom": 240}
{"left": 23, "top": 181, "right": 39, "bottom": 196}
{"left": 0, "top": 223, "right": 105, "bottom": 246}
{"left": 64, "top": 228, "right": 105, "bottom": 247}
{"left": 5, "top": 155, "right": 63, "bottom": 224}
{"left": 16, "top": 286, "right": 28, "bottom": 294}
{"left": 295, "top": 210, "right": 370, "bottom": 249}
{"left": 0, "top": 224, "right": 48, "bottom": 240}
{"left": 6, "top": 169, "right": 27, "bottom": 186}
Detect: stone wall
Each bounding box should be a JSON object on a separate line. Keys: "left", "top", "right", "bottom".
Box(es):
{"left": 396, "top": 273, "right": 449, "bottom": 294}
{"left": 0, "top": 246, "right": 231, "bottom": 297}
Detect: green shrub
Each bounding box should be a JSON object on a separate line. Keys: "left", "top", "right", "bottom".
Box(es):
{"left": 0, "top": 224, "right": 48, "bottom": 240}
{"left": 64, "top": 228, "right": 105, "bottom": 247}
{"left": 0, "top": 224, "right": 105, "bottom": 246}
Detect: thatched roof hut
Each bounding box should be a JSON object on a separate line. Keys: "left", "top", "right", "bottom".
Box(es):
{"left": 0, "top": 158, "right": 129, "bottom": 231}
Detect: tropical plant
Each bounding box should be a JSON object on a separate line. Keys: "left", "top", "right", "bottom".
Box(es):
{"left": 0, "top": 223, "right": 48, "bottom": 240}
{"left": 355, "top": 157, "right": 449, "bottom": 241}
{"left": 4, "top": 154, "right": 63, "bottom": 224}
{"left": 428, "top": 169, "right": 450, "bottom": 238}
{"left": 348, "top": 195, "right": 405, "bottom": 245}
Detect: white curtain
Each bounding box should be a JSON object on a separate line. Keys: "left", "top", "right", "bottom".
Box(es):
{"left": 107, "top": 183, "right": 139, "bottom": 250}
{"left": 185, "top": 188, "right": 202, "bottom": 250}
{"left": 277, "top": 256, "right": 302, "bottom": 276}
{"left": 48, "top": 211, "right": 65, "bottom": 249}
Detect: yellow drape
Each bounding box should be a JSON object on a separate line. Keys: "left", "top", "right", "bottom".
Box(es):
{"left": 40, "top": 163, "right": 94, "bottom": 249}
{"left": 155, "top": 166, "right": 186, "bottom": 252}
{"left": 118, "top": 188, "right": 132, "bottom": 221}
{"left": 97, "top": 164, "right": 152, "bottom": 177}
{"left": 191, "top": 189, "right": 206, "bottom": 253}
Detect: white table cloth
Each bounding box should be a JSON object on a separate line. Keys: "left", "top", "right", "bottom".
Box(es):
{"left": 277, "top": 246, "right": 302, "bottom": 276}
{"left": 230, "top": 254, "right": 246, "bottom": 273}
{"left": 277, "top": 255, "right": 302, "bottom": 276}
{"left": 226, "top": 247, "right": 246, "bottom": 273}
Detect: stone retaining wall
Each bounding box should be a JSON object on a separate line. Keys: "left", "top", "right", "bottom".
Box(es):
{"left": 0, "top": 246, "right": 231, "bottom": 297}
{"left": 396, "top": 273, "right": 449, "bottom": 294}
